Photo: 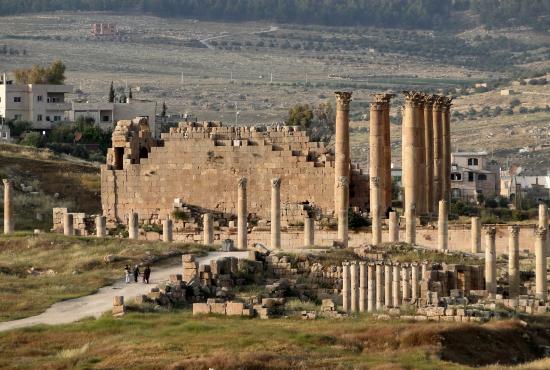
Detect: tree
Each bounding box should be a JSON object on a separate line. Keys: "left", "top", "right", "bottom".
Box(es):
{"left": 14, "top": 60, "right": 66, "bottom": 84}
{"left": 128, "top": 88, "right": 133, "bottom": 99}
{"left": 108, "top": 82, "right": 115, "bottom": 103}
{"left": 161, "top": 101, "right": 167, "bottom": 119}
{"left": 286, "top": 104, "right": 313, "bottom": 128}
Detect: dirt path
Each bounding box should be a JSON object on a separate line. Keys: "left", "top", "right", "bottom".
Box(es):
{"left": 0, "top": 251, "right": 248, "bottom": 333}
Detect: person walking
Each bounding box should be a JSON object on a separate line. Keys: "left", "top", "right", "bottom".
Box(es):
{"left": 124, "top": 265, "right": 131, "bottom": 284}
{"left": 143, "top": 265, "right": 151, "bottom": 284}
{"left": 133, "top": 265, "right": 140, "bottom": 283}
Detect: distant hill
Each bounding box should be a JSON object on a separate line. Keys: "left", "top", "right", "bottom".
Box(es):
{"left": 0, "top": 0, "right": 548, "bottom": 30}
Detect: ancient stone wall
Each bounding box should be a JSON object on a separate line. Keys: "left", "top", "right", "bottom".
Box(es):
{"left": 101, "top": 121, "right": 369, "bottom": 224}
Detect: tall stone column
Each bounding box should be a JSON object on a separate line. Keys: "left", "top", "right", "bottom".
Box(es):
{"left": 3, "top": 179, "right": 13, "bottom": 234}
{"left": 416, "top": 97, "right": 426, "bottom": 215}
{"left": 304, "top": 217, "right": 314, "bottom": 246}
{"left": 423, "top": 96, "right": 435, "bottom": 214}
{"left": 411, "top": 263, "right": 420, "bottom": 302}
{"left": 438, "top": 200, "right": 448, "bottom": 251}
{"left": 367, "top": 263, "right": 375, "bottom": 312}
{"left": 432, "top": 96, "right": 444, "bottom": 204}
{"left": 350, "top": 261, "right": 359, "bottom": 313}
{"left": 508, "top": 226, "right": 520, "bottom": 298}
{"left": 405, "top": 206, "right": 416, "bottom": 245}
{"left": 163, "top": 219, "right": 173, "bottom": 243}
{"left": 376, "top": 263, "right": 384, "bottom": 311}
{"left": 392, "top": 263, "right": 401, "bottom": 307}
{"left": 337, "top": 176, "right": 349, "bottom": 248}
{"left": 384, "top": 263, "right": 392, "bottom": 308}
{"left": 401, "top": 265, "right": 410, "bottom": 303}
{"left": 539, "top": 204, "right": 549, "bottom": 253}
{"left": 128, "top": 212, "right": 138, "bottom": 240}
{"left": 389, "top": 211, "right": 399, "bottom": 242}
{"left": 442, "top": 97, "right": 453, "bottom": 203}
{"left": 535, "top": 227, "right": 548, "bottom": 301}
{"left": 370, "top": 98, "right": 384, "bottom": 245}
{"left": 382, "top": 94, "right": 395, "bottom": 214}
{"left": 96, "top": 215, "right": 106, "bottom": 237}
{"left": 271, "top": 177, "right": 281, "bottom": 249}
{"left": 63, "top": 213, "right": 74, "bottom": 236}
{"left": 484, "top": 227, "right": 497, "bottom": 297}
{"left": 203, "top": 213, "right": 214, "bottom": 245}
{"left": 471, "top": 217, "right": 481, "bottom": 253}
{"left": 335, "top": 91, "right": 352, "bottom": 212}
{"left": 359, "top": 261, "right": 367, "bottom": 312}
{"left": 342, "top": 262, "right": 350, "bottom": 312}
{"left": 237, "top": 177, "right": 248, "bottom": 250}
{"left": 402, "top": 91, "right": 420, "bottom": 226}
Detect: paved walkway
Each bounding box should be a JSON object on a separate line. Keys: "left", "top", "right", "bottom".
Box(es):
{"left": 0, "top": 251, "right": 248, "bottom": 332}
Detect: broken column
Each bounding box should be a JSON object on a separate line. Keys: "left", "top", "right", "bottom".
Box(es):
{"left": 128, "top": 212, "right": 138, "bottom": 240}
{"left": 367, "top": 263, "right": 375, "bottom": 312}
{"left": 337, "top": 176, "right": 349, "bottom": 248}
{"left": 535, "top": 227, "right": 548, "bottom": 301}
{"left": 370, "top": 97, "right": 384, "bottom": 245}
{"left": 432, "top": 96, "right": 444, "bottom": 205}
{"left": 389, "top": 211, "right": 399, "bottom": 242}
{"left": 163, "top": 219, "right": 173, "bottom": 243}
{"left": 304, "top": 217, "right": 314, "bottom": 246}
{"left": 237, "top": 177, "right": 248, "bottom": 250}
{"left": 484, "top": 227, "right": 497, "bottom": 297}
{"left": 392, "top": 263, "right": 401, "bottom": 307}
{"left": 270, "top": 177, "right": 282, "bottom": 249}
{"left": 96, "top": 215, "right": 106, "bottom": 237}
{"left": 350, "top": 261, "right": 359, "bottom": 313}
{"left": 3, "top": 179, "right": 13, "bottom": 234}
{"left": 401, "top": 265, "right": 410, "bottom": 303}
{"left": 359, "top": 261, "right": 367, "bottom": 312}
{"left": 334, "top": 91, "right": 352, "bottom": 213}
{"left": 508, "top": 226, "right": 520, "bottom": 298}
{"left": 63, "top": 213, "right": 74, "bottom": 236}
{"left": 402, "top": 91, "right": 420, "bottom": 232}
{"left": 423, "top": 95, "right": 435, "bottom": 214}
{"left": 411, "top": 263, "right": 420, "bottom": 302}
{"left": 384, "top": 263, "right": 392, "bottom": 308}
{"left": 203, "top": 213, "right": 214, "bottom": 245}
{"left": 438, "top": 200, "right": 448, "bottom": 252}
{"left": 342, "top": 262, "right": 350, "bottom": 312}
{"left": 376, "top": 262, "right": 384, "bottom": 311}
{"left": 471, "top": 217, "right": 481, "bottom": 253}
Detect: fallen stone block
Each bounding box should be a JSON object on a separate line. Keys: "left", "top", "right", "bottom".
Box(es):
{"left": 193, "top": 303, "right": 211, "bottom": 315}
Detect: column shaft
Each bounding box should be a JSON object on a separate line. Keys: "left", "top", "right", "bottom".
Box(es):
{"left": 342, "top": 262, "right": 350, "bottom": 312}
{"left": 442, "top": 98, "right": 453, "bottom": 202}
{"left": 432, "top": 99, "right": 444, "bottom": 203}
{"left": 402, "top": 92, "right": 420, "bottom": 222}
{"left": 484, "top": 227, "right": 497, "bottom": 297}
{"left": 535, "top": 227, "right": 548, "bottom": 301}
{"left": 382, "top": 99, "right": 393, "bottom": 213}
{"left": 350, "top": 262, "right": 359, "bottom": 313}
{"left": 438, "top": 200, "right": 448, "bottom": 251}
{"left": 508, "top": 226, "right": 520, "bottom": 298}
{"left": 401, "top": 266, "right": 410, "bottom": 302}
{"left": 237, "top": 178, "right": 248, "bottom": 250}
{"left": 3, "top": 179, "right": 13, "bottom": 234}
{"left": 359, "top": 262, "right": 367, "bottom": 312}
{"left": 384, "top": 264, "right": 392, "bottom": 308}
{"left": 392, "top": 264, "right": 401, "bottom": 307}
{"left": 471, "top": 217, "right": 481, "bottom": 253}
{"left": 405, "top": 207, "right": 416, "bottom": 245}
{"left": 128, "top": 212, "right": 138, "bottom": 240}
{"left": 367, "top": 264, "right": 375, "bottom": 312}
{"left": 375, "top": 263, "right": 383, "bottom": 311}
{"left": 204, "top": 213, "right": 214, "bottom": 245}
{"left": 96, "top": 215, "right": 106, "bottom": 237}
{"left": 304, "top": 217, "right": 314, "bottom": 246}
{"left": 163, "top": 219, "right": 173, "bottom": 243}
{"left": 335, "top": 92, "right": 352, "bottom": 212}
{"left": 64, "top": 213, "right": 74, "bottom": 236}
{"left": 337, "top": 176, "right": 349, "bottom": 248}
{"left": 539, "top": 204, "right": 549, "bottom": 253}
{"left": 271, "top": 178, "right": 281, "bottom": 249}
{"left": 424, "top": 97, "right": 435, "bottom": 214}
{"left": 370, "top": 100, "right": 384, "bottom": 246}
{"left": 416, "top": 100, "right": 426, "bottom": 215}
{"left": 389, "top": 211, "right": 399, "bottom": 242}
{"left": 411, "top": 264, "right": 419, "bottom": 301}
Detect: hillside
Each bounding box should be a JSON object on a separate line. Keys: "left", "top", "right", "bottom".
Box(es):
{"left": 0, "top": 144, "right": 101, "bottom": 231}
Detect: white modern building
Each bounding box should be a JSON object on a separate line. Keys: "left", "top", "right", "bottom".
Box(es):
{"left": 0, "top": 74, "right": 73, "bottom": 129}
{"left": 69, "top": 99, "right": 159, "bottom": 137}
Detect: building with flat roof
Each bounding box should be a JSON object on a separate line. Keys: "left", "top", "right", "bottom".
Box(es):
{"left": 450, "top": 151, "right": 500, "bottom": 201}
{"left": 0, "top": 74, "right": 73, "bottom": 129}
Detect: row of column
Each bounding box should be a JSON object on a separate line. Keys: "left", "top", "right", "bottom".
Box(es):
{"left": 342, "top": 261, "right": 425, "bottom": 312}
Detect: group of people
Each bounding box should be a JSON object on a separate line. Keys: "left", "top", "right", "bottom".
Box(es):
{"left": 124, "top": 264, "right": 151, "bottom": 284}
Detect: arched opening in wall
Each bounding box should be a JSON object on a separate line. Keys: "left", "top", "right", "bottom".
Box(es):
{"left": 114, "top": 147, "right": 124, "bottom": 170}
{"left": 139, "top": 147, "right": 149, "bottom": 159}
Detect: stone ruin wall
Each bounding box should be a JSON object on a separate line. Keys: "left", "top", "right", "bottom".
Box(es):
{"left": 101, "top": 121, "right": 369, "bottom": 225}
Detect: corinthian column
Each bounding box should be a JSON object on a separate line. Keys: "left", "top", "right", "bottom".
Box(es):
{"left": 370, "top": 98, "right": 384, "bottom": 246}
{"left": 442, "top": 97, "right": 453, "bottom": 203}
{"left": 535, "top": 227, "right": 548, "bottom": 301}
{"left": 334, "top": 91, "right": 352, "bottom": 213}
{"left": 271, "top": 177, "right": 281, "bottom": 249}
{"left": 423, "top": 95, "right": 435, "bottom": 214}
{"left": 416, "top": 96, "right": 426, "bottom": 215}
{"left": 432, "top": 96, "right": 444, "bottom": 204}
{"left": 342, "top": 262, "right": 350, "bottom": 312}
{"left": 382, "top": 94, "right": 395, "bottom": 215}
{"left": 3, "top": 179, "right": 13, "bottom": 234}
{"left": 337, "top": 176, "right": 349, "bottom": 248}
{"left": 237, "top": 177, "right": 248, "bottom": 250}
{"left": 539, "top": 204, "right": 549, "bottom": 253}
{"left": 508, "top": 226, "right": 520, "bottom": 298}
{"left": 484, "top": 227, "right": 497, "bottom": 297}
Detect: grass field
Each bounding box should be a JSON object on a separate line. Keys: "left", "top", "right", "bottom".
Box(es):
{"left": 1, "top": 312, "right": 550, "bottom": 369}
{"left": 0, "top": 233, "right": 213, "bottom": 322}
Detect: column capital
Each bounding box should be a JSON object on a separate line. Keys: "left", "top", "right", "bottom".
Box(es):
{"left": 2, "top": 179, "right": 11, "bottom": 186}
{"left": 402, "top": 91, "right": 423, "bottom": 107}
{"left": 432, "top": 95, "right": 446, "bottom": 111}
{"left": 441, "top": 96, "right": 454, "bottom": 111}
{"left": 508, "top": 225, "right": 520, "bottom": 236}
{"left": 237, "top": 177, "right": 248, "bottom": 189}
{"left": 535, "top": 227, "right": 547, "bottom": 239}
{"left": 271, "top": 177, "right": 281, "bottom": 189}
{"left": 483, "top": 226, "right": 496, "bottom": 238}
{"left": 335, "top": 91, "right": 353, "bottom": 111}
{"left": 371, "top": 93, "right": 395, "bottom": 105}
{"left": 423, "top": 94, "right": 436, "bottom": 108}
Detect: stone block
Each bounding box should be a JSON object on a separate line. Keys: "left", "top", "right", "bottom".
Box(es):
{"left": 226, "top": 302, "right": 245, "bottom": 316}
{"left": 112, "top": 305, "right": 126, "bottom": 317}
{"left": 193, "top": 303, "right": 212, "bottom": 315}
{"left": 210, "top": 302, "right": 227, "bottom": 315}
{"left": 113, "top": 296, "right": 124, "bottom": 306}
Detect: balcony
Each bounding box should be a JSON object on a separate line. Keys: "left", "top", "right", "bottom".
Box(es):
{"left": 45, "top": 102, "right": 72, "bottom": 111}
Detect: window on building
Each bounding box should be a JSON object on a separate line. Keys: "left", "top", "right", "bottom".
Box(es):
{"left": 102, "top": 115, "right": 110, "bottom": 122}
{"left": 37, "top": 96, "right": 43, "bottom": 102}
{"left": 13, "top": 97, "right": 21, "bottom": 103}
{"left": 468, "top": 172, "right": 474, "bottom": 182}
{"left": 468, "top": 158, "right": 479, "bottom": 166}
{"left": 451, "top": 173, "right": 462, "bottom": 181}
{"left": 46, "top": 116, "right": 50, "bottom": 121}
{"left": 37, "top": 114, "right": 43, "bottom": 121}
{"left": 54, "top": 116, "right": 61, "bottom": 122}
{"left": 478, "top": 174, "right": 487, "bottom": 181}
